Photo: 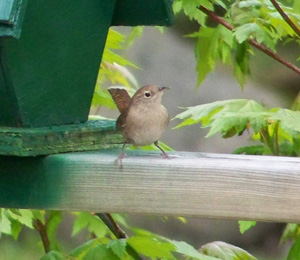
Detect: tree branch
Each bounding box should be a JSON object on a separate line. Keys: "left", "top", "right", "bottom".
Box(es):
{"left": 95, "top": 213, "right": 142, "bottom": 260}
{"left": 198, "top": 5, "right": 300, "bottom": 76}
{"left": 270, "top": 0, "right": 300, "bottom": 38}
{"left": 95, "top": 213, "right": 127, "bottom": 239}
{"left": 33, "top": 219, "right": 50, "bottom": 253}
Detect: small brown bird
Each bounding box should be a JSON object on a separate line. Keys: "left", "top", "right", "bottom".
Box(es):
{"left": 108, "top": 85, "right": 170, "bottom": 162}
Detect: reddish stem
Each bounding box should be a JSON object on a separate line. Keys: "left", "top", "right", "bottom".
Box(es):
{"left": 198, "top": 5, "right": 300, "bottom": 76}
{"left": 33, "top": 219, "right": 50, "bottom": 253}
{"left": 270, "top": 0, "right": 300, "bottom": 38}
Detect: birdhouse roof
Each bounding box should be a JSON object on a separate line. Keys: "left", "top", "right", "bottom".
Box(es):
{"left": 111, "top": 0, "right": 174, "bottom": 26}
{"left": 0, "top": 0, "right": 27, "bottom": 38}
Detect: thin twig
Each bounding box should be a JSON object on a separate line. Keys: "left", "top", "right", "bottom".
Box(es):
{"left": 274, "top": 122, "right": 280, "bottom": 156}
{"left": 95, "top": 213, "right": 142, "bottom": 260}
{"left": 199, "top": 6, "right": 233, "bottom": 30}
{"left": 270, "top": 0, "right": 300, "bottom": 38}
{"left": 95, "top": 213, "right": 127, "bottom": 239}
{"left": 198, "top": 5, "right": 300, "bottom": 76}
{"left": 33, "top": 219, "right": 50, "bottom": 253}
{"left": 259, "top": 127, "right": 275, "bottom": 155}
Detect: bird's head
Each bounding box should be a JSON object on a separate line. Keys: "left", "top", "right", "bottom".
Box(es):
{"left": 131, "top": 85, "right": 169, "bottom": 107}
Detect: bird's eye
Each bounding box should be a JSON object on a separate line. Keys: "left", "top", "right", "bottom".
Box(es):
{"left": 144, "top": 91, "right": 151, "bottom": 98}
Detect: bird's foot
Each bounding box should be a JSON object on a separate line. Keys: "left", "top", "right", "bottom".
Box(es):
{"left": 161, "top": 151, "right": 170, "bottom": 159}
{"left": 114, "top": 153, "right": 126, "bottom": 169}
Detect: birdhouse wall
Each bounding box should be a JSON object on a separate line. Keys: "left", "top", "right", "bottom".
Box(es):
{"left": 0, "top": 0, "right": 116, "bottom": 127}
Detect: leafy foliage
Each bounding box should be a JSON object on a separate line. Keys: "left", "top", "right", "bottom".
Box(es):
{"left": 175, "top": 99, "right": 300, "bottom": 156}
{"left": 0, "top": 208, "right": 259, "bottom": 260}
{"left": 0, "top": 209, "right": 44, "bottom": 240}
{"left": 40, "top": 251, "right": 68, "bottom": 260}
{"left": 238, "top": 221, "right": 257, "bottom": 234}
{"left": 91, "top": 28, "right": 141, "bottom": 111}
{"left": 287, "top": 234, "right": 300, "bottom": 260}
{"left": 174, "top": 0, "right": 300, "bottom": 87}
{"left": 72, "top": 212, "right": 108, "bottom": 238}
{"left": 199, "top": 241, "right": 257, "bottom": 260}
{"left": 281, "top": 224, "right": 300, "bottom": 244}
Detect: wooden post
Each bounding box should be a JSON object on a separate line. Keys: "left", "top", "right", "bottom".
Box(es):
{"left": 1, "top": 151, "right": 299, "bottom": 223}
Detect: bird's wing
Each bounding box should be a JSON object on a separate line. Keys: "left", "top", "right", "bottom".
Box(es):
{"left": 116, "top": 109, "right": 128, "bottom": 131}
{"left": 108, "top": 87, "right": 131, "bottom": 113}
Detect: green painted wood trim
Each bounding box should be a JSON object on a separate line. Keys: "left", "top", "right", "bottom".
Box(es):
{"left": 0, "top": 0, "right": 15, "bottom": 23}
{"left": 0, "top": 120, "right": 123, "bottom": 156}
{"left": 0, "top": 0, "right": 27, "bottom": 38}
{"left": 111, "top": 0, "right": 174, "bottom": 26}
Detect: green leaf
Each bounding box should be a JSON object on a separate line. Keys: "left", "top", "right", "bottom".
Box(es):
{"left": 96, "top": 62, "right": 138, "bottom": 93}
{"left": 234, "top": 23, "right": 257, "bottom": 44}
{"left": 69, "top": 238, "right": 102, "bottom": 258}
{"left": 72, "top": 212, "right": 107, "bottom": 238}
{"left": 82, "top": 244, "right": 120, "bottom": 260}
{"left": 131, "top": 227, "right": 167, "bottom": 240}
{"left": 194, "top": 27, "right": 216, "bottom": 86}
{"left": 182, "top": 0, "right": 206, "bottom": 25}
{"left": 47, "top": 211, "right": 63, "bottom": 251}
{"left": 255, "top": 24, "right": 276, "bottom": 50}
{"left": 238, "top": 0, "right": 262, "bottom": 8}
{"left": 174, "top": 99, "right": 265, "bottom": 139}
{"left": 200, "top": 241, "right": 257, "bottom": 260}
{"left": 10, "top": 220, "right": 22, "bottom": 240}
{"left": 221, "top": 43, "right": 232, "bottom": 64}
{"left": 199, "top": 0, "right": 214, "bottom": 10}
{"left": 32, "top": 210, "right": 45, "bottom": 224}
{"left": 40, "top": 251, "right": 67, "bottom": 260}
{"left": 105, "top": 29, "right": 125, "bottom": 50}
{"left": 234, "top": 23, "right": 275, "bottom": 50}
{"left": 287, "top": 234, "right": 300, "bottom": 260}
{"left": 156, "top": 26, "right": 165, "bottom": 34}
{"left": 177, "top": 217, "right": 187, "bottom": 224}
{"left": 281, "top": 224, "right": 300, "bottom": 244}
{"left": 238, "top": 221, "right": 257, "bottom": 234}
{"left": 107, "top": 239, "right": 127, "bottom": 259}
{"left": 293, "top": 1, "right": 300, "bottom": 13}
{"left": 171, "top": 240, "right": 219, "bottom": 260}
{"left": 212, "top": 0, "right": 226, "bottom": 9}
{"left": 0, "top": 209, "right": 12, "bottom": 235}
{"left": 278, "top": 141, "right": 296, "bottom": 157}
{"left": 206, "top": 112, "right": 248, "bottom": 138}
{"left": 8, "top": 209, "right": 34, "bottom": 229}
{"left": 233, "top": 145, "right": 264, "bottom": 155}
{"left": 173, "top": 0, "right": 183, "bottom": 14}
{"left": 128, "top": 141, "right": 173, "bottom": 152}
{"left": 214, "top": 26, "right": 232, "bottom": 61}
{"left": 173, "top": 117, "right": 202, "bottom": 129}
{"left": 127, "top": 236, "right": 175, "bottom": 259}
{"left": 92, "top": 89, "right": 117, "bottom": 108}
{"left": 268, "top": 13, "right": 296, "bottom": 38}
{"left": 233, "top": 42, "right": 250, "bottom": 88}
{"left": 271, "top": 109, "right": 300, "bottom": 135}
{"left": 102, "top": 50, "right": 138, "bottom": 69}
{"left": 124, "top": 27, "right": 144, "bottom": 48}
{"left": 110, "top": 214, "right": 129, "bottom": 228}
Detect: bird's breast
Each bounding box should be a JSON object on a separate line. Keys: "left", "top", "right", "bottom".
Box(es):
{"left": 122, "top": 105, "right": 169, "bottom": 146}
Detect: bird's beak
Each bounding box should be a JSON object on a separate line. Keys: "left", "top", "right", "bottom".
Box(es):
{"left": 159, "top": 86, "right": 170, "bottom": 91}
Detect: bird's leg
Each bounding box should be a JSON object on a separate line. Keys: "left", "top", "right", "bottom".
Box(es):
{"left": 115, "top": 142, "right": 127, "bottom": 168}
{"left": 120, "top": 141, "right": 126, "bottom": 158}
{"left": 154, "top": 141, "right": 169, "bottom": 158}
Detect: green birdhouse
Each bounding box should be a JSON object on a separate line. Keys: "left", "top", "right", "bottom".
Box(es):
{"left": 0, "top": 0, "right": 174, "bottom": 156}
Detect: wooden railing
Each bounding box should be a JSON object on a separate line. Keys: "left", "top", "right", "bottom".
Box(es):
{"left": 1, "top": 150, "right": 299, "bottom": 223}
